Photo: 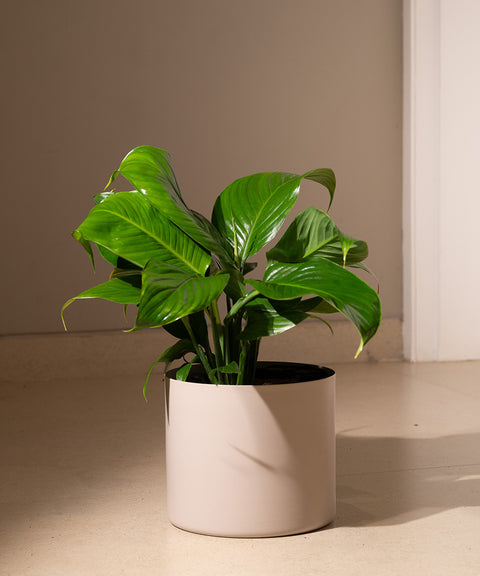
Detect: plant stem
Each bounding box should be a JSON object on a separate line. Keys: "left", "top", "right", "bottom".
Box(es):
{"left": 182, "top": 317, "right": 217, "bottom": 384}
{"left": 237, "top": 341, "right": 247, "bottom": 386}
{"left": 225, "top": 290, "right": 260, "bottom": 321}
{"left": 209, "top": 301, "right": 225, "bottom": 384}
{"left": 244, "top": 339, "right": 260, "bottom": 385}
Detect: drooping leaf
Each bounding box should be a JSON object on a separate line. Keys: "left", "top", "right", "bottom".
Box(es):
{"left": 349, "top": 261, "right": 380, "bottom": 290}
{"left": 96, "top": 244, "right": 119, "bottom": 267}
{"left": 157, "top": 339, "right": 196, "bottom": 367}
{"left": 72, "top": 229, "right": 95, "bottom": 269}
{"left": 61, "top": 278, "right": 141, "bottom": 329}
{"left": 74, "top": 191, "right": 211, "bottom": 275}
{"left": 134, "top": 261, "right": 230, "bottom": 330}
{"left": 247, "top": 259, "right": 381, "bottom": 355}
{"left": 303, "top": 168, "right": 336, "bottom": 210}
{"left": 212, "top": 169, "right": 335, "bottom": 266}
{"left": 110, "top": 146, "right": 234, "bottom": 265}
{"left": 143, "top": 339, "right": 197, "bottom": 399}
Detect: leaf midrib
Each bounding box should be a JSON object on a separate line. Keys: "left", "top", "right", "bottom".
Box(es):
{"left": 95, "top": 202, "right": 206, "bottom": 275}
{"left": 240, "top": 174, "right": 299, "bottom": 261}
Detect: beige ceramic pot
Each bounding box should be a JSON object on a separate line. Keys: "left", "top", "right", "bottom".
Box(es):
{"left": 165, "top": 362, "right": 335, "bottom": 538}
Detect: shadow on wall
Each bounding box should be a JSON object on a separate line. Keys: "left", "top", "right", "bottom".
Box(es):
{"left": 335, "top": 433, "right": 480, "bottom": 527}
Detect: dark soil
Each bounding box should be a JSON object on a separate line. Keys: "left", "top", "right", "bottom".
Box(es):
{"left": 167, "top": 362, "right": 334, "bottom": 385}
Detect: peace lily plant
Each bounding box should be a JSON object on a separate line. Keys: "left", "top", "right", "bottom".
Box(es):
{"left": 63, "top": 146, "right": 381, "bottom": 388}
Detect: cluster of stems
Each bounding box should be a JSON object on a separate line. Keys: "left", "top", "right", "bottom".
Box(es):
{"left": 181, "top": 295, "right": 260, "bottom": 385}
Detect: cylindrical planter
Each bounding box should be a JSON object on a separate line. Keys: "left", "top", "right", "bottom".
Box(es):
{"left": 165, "top": 362, "right": 335, "bottom": 538}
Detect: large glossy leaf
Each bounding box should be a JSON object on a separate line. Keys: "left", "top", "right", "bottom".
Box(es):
{"left": 247, "top": 259, "right": 381, "bottom": 354}
{"left": 61, "top": 278, "right": 141, "bottom": 328}
{"left": 109, "top": 146, "right": 234, "bottom": 265}
{"left": 240, "top": 297, "right": 322, "bottom": 340}
{"left": 75, "top": 191, "right": 211, "bottom": 275}
{"left": 134, "top": 261, "right": 230, "bottom": 330}
{"left": 266, "top": 207, "right": 337, "bottom": 262}
{"left": 267, "top": 206, "right": 368, "bottom": 266}
{"left": 211, "top": 169, "right": 336, "bottom": 266}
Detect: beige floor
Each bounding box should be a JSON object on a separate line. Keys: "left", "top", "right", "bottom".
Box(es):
{"left": 1, "top": 361, "right": 479, "bottom": 575}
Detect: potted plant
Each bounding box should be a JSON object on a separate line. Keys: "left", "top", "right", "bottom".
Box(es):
{"left": 63, "top": 145, "right": 381, "bottom": 537}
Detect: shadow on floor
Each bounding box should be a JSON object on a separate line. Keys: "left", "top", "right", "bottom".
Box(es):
{"left": 334, "top": 432, "right": 480, "bottom": 527}
{"left": 2, "top": 375, "right": 479, "bottom": 534}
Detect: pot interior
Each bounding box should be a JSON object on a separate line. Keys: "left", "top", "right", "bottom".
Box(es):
{"left": 166, "top": 361, "right": 335, "bottom": 385}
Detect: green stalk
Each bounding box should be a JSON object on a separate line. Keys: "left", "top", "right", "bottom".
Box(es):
{"left": 209, "top": 301, "right": 225, "bottom": 384}
{"left": 182, "top": 317, "right": 217, "bottom": 384}
{"left": 237, "top": 340, "right": 248, "bottom": 386}
{"left": 244, "top": 339, "right": 260, "bottom": 386}
{"left": 225, "top": 290, "right": 260, "bottom": 321}
{"left": 224, "top": 295, "right": 232, "bottom": 365}
{"left": 230, "top": 311, "right": 244, "bottom": 384}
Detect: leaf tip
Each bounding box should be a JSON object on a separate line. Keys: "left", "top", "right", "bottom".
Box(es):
{"left": 354, "top": 340, "right": 364, "bottom": 359}
{"left": 104, "top": 170, "right": 119, "bottom": 191}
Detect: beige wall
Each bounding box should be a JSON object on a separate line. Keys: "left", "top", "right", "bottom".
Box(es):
{"left": 0, "top": 0, "right": 402, "bottom": 336}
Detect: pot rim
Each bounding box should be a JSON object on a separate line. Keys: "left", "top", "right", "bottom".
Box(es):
{"left": 166, "top": 361, "right": 335, "bottom": 386}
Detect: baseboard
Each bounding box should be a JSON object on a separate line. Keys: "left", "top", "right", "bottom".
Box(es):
{"left": 0, "top": 317, "right": 403, "bottom": 383}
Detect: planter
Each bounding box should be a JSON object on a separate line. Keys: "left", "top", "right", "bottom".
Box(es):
{"left": 165, "top": 362, "right": 336, "bottom": 538}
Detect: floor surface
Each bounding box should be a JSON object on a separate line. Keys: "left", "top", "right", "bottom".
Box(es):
{"left": 1, "top": 361, "right": 480, "bottom": 575}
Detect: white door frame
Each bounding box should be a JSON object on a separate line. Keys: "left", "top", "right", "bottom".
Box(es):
{"left": 403, "top": 0, "right": 480, "bottom": 361}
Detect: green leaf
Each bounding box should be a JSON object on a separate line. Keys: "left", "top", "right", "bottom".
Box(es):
{"left": 162, "top": 311, "right": 210, "bottom": 348}
{"left": 266, "top": 207, "right": 337, "bottom": 263}
{"left": 266, "top": 206, "right": 368, "bottom": 267}
{"left": 110, "top": 257, "right": 142, "bottom": 289}
{"left": 61, "top": 278, "right": 141, "bottom": 329}
{"left": 72, "top": 229, "right": 94, "bottom": 269}
{"left": 158, "top": 339, "right": 196, "bottom": 366}
{"left": 309, "top": 299, "right": 339, "bottom": 314}
{"left": 310, "top": 238, "right": 368, "bottom": 266}
{"left": 209, "top": 361, "right": 240, "bottom": 376}
{"left": 349, "top": 261, "right": 380, "bottom": 290}
{"left": 111, "top": 146, "right": 234, "bottom": 265}
{"left": 94, "top": 191, "right": 115, "bottom": 204}
{"left": 134, "top": 261, "right": 230, "bottom": 330}
{"left": 143, "top": 339, "right": 196, "bottom": 400}
{"left": 247, "top": 259, "right": 381, "bottom": 355}
{"left": 212, "top": 169, "right": 335, "bottom": 266}
{"left": 223, "top": 267, "right": 248, "bottom": 301}
{"left": 303, "top": 168, "right": 336, "bottom": 210}
{"left": 240, "top": 297, "right": 311, "bottom": 340}
{"left": 176, "top": 359, "right": 199, "bottom": 382}
{"left": 96, "top": 244, "right": 119, "bottom": 267}
{"left": 75, "top": 191, "right": 211, "bottom": 275}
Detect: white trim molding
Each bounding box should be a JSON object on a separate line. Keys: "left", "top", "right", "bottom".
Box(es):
{"left": 403, "top": 0, "right": 441, "bottom": 361}
{"left": 404, "top": 0, "right": 480, "bottom": 361}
